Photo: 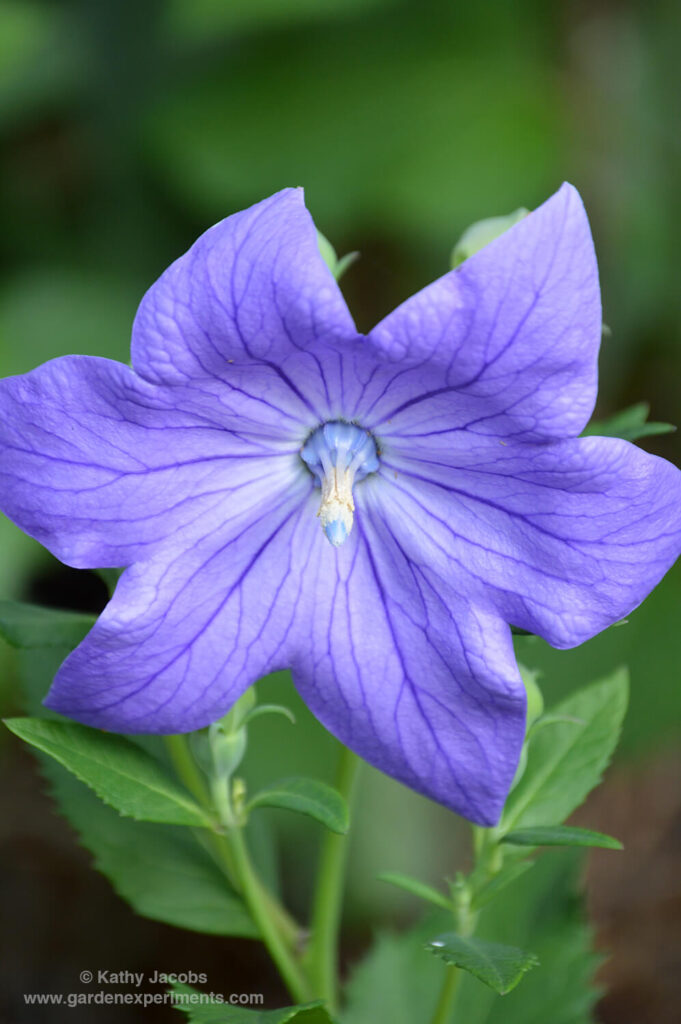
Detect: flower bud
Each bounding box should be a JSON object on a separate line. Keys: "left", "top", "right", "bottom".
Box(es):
{"left": 519, "top": 665, "right": 544, "bottom": 730}
{"left": 209, "top": 722, "right": 247, "bottom": 780}
{"left": 450, "top": 208, "right": 528, "bottom": 269}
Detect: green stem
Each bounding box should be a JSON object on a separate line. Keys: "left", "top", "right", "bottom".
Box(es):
{"left": 429, "top": 830, "right": 482, "bottom": 1024}
{"left": 429, "top": 966, "right": 462, "bottom": 1024}
{"left": 165, "top": 735, "right": 239, "bottom": 883}
{"left": 305, "top": 743, "right": 361, "bottom": 1012}
{"left": 164, "top": 735, "right": 304, "bottom": 972}
{"left": 230, "top": 826, "right": 313, "bottom": 1003}
{"left": 165, "top": 733, "right": 211, "bottom": 808}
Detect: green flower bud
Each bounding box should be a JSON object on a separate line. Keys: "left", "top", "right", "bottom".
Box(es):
{"left": 510, "top": 744, "right": 529, "bottom": 791}
{"left": 518, "top": 664, "right": 544, "bottom": 729}
{"left": 221, "top": 687, "right": 257, "bottom": 733}
{"left": 450, "top": 208, "right": 529, "bottom": 269}
{"left": 317, "top": 229, "right": 358, "bottom": 281}
{"left": 209, "top": 721, "right": 247, "bottom": 780}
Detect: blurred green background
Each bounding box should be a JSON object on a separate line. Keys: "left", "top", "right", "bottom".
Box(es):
{"left": 0, "top": 1, "right": 679, "bottom": 1021}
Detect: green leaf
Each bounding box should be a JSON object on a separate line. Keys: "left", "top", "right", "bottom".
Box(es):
{"left": 8, "top": 628, "right": 254, "bottom": 937}
{"left": 501, "top": 669, "right": 628, "bottom": 833}
{"left": 4, "top": 718, "right": 213, "bottom": 828}
{"left": 582, "top": 402, "right": 675, "bottom": 441}
{"left": 501, "top": 826, "right": 622, "bottom": 851}
{"left": 336, "top": 915, "right": 450, "bottom": 1024}
{"left": 471, "top": 861, "right": 534, "bottom": 910}
{"left": 171, "top": 984, "right": 332, "bottom": 1022}
{"left": 47, "top": 759, "right": 256, "bottom": 937}
{"left": 519, "top": 664, "right": 544, "bottom": 729}
{"left": 529, "top": 713, "right": 585, "bottom": 734}
{"left": 0, "top": 599, "right": 94, "bottom": 649}
{"left": 377, "top": 872, "right": 451, "bottom": 910}
{"left": 456, "top": 852, "right": 603, "bottom": 1024}
{"left": 344, "top": 854, "right": 601, "bottom": 1024}
{"left": 426, "top": 933, "right": 539, "bottom": 995}
{"left": 247, "top": 777, "right": 348, "bottom": 834}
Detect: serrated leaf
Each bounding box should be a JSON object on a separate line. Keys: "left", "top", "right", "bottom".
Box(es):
{"left": 9, "top": 629, "right": 254, "bottom": 937}
{"left": 467, "top": 852, "right": 603, "bottom": 1024}
{"left": 582, "top": 402, "right": 675, "bottom": 441}
{"left": 377, "top": 872, "right": 451, "bottom": 910}
{"left": 501, "top": 669, "right": 628, "bottom": 833}
{"left": 46, "top": 758, "right": 256, "bottom": 937}
{"left": 4, "top": 718, "right": 213, "bottom": 827}
{"left": 0, "top": 599, "right": 94, "bottom": 649}
{"left": 247, "top": 777, "right": 348, "bottom": 834}
{"left": 171, "top": 984, "right": 332, "bottom": 1022}
{"left": 426, "top": 933, "right": 538, "bottom": 995}
{"left": 501, "top": 826, "right": 622, "bottom": 851}
{"left": 342, "top": 915, "right": 450, "bottom": 1024}
{"left": 344, "top": 854, "right": 601, "bottom": 1024}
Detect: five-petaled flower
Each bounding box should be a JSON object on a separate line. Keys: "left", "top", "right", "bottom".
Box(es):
{"left": 1, "top": 184, "right": 680, "bottom": 825}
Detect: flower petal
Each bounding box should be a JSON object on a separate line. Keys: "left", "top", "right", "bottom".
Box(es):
{"left": 131, "top": 188, "right": 360, "bottom": 423}
{"left": 378, "top": 433, "right": 681, "bottom": 647}
{"left": 288, "top": 501, "right": 526, "bottom": 825}
{"left": 0, "top": 355, "right": 297, "bottom": 569}
{"left": 363, "top": 183, "right": 600, "bottom": 441}
{"left": 45, "top": 478, "right": 315, "bottom": 731}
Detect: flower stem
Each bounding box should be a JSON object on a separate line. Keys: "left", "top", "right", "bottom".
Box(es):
{"left": 229, "top": 826, "right": 313, "bottom": 1003}
{"left": 429, "top": 966, "right": 462, "bottom": 1024}
{"left": 429, "top": 832, "right": 480, "bottom": 1024}
{"left": 165, "top": 733, "right": 211, "bottom": 808}
{"left": 305, "top": 742, "right": 361, "bottom": 1012}
{"left": 164, "top": 735, "right": 304, "bottom": 976}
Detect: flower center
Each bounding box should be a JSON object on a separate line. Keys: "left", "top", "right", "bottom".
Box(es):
{"left": 300, "top": 422, "right": 379, "bottom": 547}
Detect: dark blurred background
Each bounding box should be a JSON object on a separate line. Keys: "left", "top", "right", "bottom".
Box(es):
{"left": 0, "top": 1, "right": 680, "bottom": 1022}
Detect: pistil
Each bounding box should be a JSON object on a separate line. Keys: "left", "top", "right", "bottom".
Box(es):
{"left": 301, "top": 422, "right": 379, "bottom": 547}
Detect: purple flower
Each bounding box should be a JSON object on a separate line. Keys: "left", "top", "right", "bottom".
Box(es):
{"left": 1, "top": 185, "right": 679, "bottom": 825}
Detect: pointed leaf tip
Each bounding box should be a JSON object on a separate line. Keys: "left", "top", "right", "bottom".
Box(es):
{"left": 4, "top": 718, "right": 213, "bottom": 828}
{"left": 377, "top": 872, "right": 451, "bottom": 910}
{"left": 501, "top": 825, "right": 623, "bottom": 850}
{"left": 426, "top": 932, "right": 539, "bottom": 994}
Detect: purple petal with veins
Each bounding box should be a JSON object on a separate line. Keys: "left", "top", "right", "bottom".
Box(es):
{"left": 0, "top": 184, "right": 679, "bottom": 825}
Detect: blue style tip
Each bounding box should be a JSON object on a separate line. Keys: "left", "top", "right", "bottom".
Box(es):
{"left": 324, "top": 520, "right": 348, "bottom": 547}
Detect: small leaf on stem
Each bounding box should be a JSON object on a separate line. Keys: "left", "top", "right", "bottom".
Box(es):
{"left": 426, "top": 933, "right": 539, "bottom": 994}
{"left": 471, "top": 860, "right": 534, "bottom": 910}
{"left": 501, "top": 825, "right": 622, "bottom": 850}
{"left": 377, "top": 872, "right": 451, "bottom": 910}
{"left": 247, "top": 777, "right": 349, "bottom": 834}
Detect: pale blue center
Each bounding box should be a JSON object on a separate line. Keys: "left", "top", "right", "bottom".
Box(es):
{"left": 301, "top": 421, "right": 379, "bottom": 547}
